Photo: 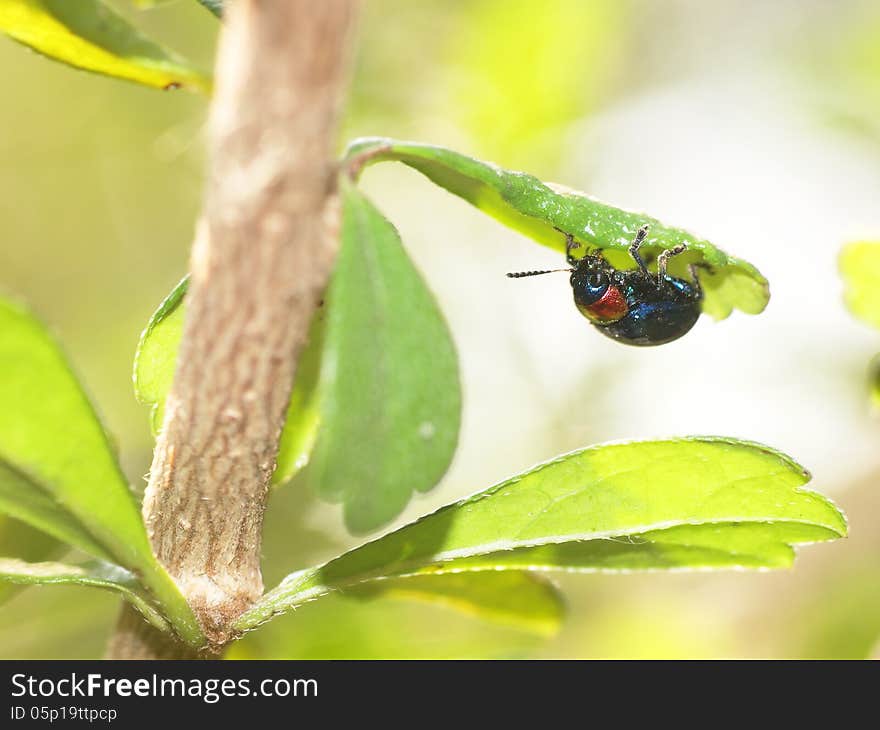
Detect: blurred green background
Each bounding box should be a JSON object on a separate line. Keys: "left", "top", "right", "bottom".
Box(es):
{"left": 3, "top": 0, "right": 880, "bottom": 658}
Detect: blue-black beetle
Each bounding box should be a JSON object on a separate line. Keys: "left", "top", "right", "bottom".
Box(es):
{"left": 507, "top": 225, "right": 704, "bottom": 346}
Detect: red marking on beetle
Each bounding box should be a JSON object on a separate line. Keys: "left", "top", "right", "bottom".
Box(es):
{"left": 585, "top": 285, "right": 628, "bottom": 323}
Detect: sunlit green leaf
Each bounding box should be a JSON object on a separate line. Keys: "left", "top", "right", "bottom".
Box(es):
{"left": 345, "top": 138, "right": 769, "bottom": 320}
{"left": 0, "top": 297, "right": 201, "bottom": 645}
{"left": 135, "top": 185, "right": 462, "bottom": 534}
{"left": 0, "top": 0, "right": 211, "bottom": 92}
{"left": 237, "top": 437, "right": 845, "bottom": 631}
{"left": 0, "top": 557, "right": 168, "bottom": 632}
{"left": 840, "top": 242, "right": 880, "bottom": 329}
{"left": 350, "top": 571, "right": 564, "bottom": 636}
{"left": 0, "top": 298, "right": 149, "bottom": 568}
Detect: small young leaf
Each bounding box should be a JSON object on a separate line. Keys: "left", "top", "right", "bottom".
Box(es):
{"left": 350, "top": 571, "right": 564, "bottom": 636}
{"left": 302, "top": 183, "right": 461, "bottom": 533}
{"left": 0, "top": 557, "right": 168, "bottom": 632}
{"left": 273, "top": 313, "right": 324, "bottom": 485}
{"left": 133, "top": 277, "right": 188, "bottom": 434}
{"left": 0, "top": 0, "right": 211, "bottom": 92}
{"left": 136, "top": 185, "right": 463, "bottom": 534}
{"left": 237, "top": 437, "right": 845, "bottom": 631}
{"left": 0, "top": 297, "right": 202, "bottom": 645}
{"left": 344, "top": 138, "right": 769, "bottom": 320}
{"left": 840, "top": 242, "right": 880, "bottom": 329}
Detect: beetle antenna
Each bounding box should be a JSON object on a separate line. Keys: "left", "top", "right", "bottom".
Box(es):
{"left": 506, "top": 268, "right": 573, "bottom": 278}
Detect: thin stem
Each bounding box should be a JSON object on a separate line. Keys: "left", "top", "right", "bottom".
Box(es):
{"left": 107, "top": 0, "right": 358, "bottom": 657}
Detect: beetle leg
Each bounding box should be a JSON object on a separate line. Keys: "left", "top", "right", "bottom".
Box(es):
{"left": 565, "top": 235, "right": 582, "bottom": 266}
{"left": 686, "top": 264, "right": 702, "bottom": 298}
{"left": 657, "top": 242, "right": 688, "bottom": 285}
{"left": 628, "top": 225, "right": 651, "bottom": 276}
{"left": 687, "top": 261, "right": 713, "bottom": 298}
{"left": 554, "top": 226, "right": 583, "bottom": 266}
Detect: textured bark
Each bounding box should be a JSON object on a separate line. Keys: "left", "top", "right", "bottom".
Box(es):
{"left": 108, "top": 0, "right": 357, "bottom": 655}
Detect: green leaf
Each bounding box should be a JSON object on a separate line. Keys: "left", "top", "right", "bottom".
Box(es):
{"left": 302, "top": 183, "right": 461, "bottom": 533}
{"left": 0, "top": 459, "right": 113, "bottom": 561}
{"left": 237, "top": 437, "right": 845, "bottom": 631}
{"left": 840, "top": 242, "right": 880, "bottom": 329}
{"left": 135, "top": 185, "right": 462, "bottom": 534}
{"left": 0, "top": 557, "right": 168, "bottom": 632}
{"left": 350, "top": 571, "right": 564, "bottom": 636}
{"left": 0, "top": 0, "right": 211, "bottom": 92}
{"left": 344, "top": 138, "right": 769, "bottom": 320}
{"left": 0, "top": 297, "right": 201, "bottom": 645}
{"left": 0, "top": 298, "right": 150, "bottom": 568}
{"left": 133, "top": 277, "right": 187, "bottom": 434}
{"left": 273, "top": 313, "right": 324, "bottom": 485}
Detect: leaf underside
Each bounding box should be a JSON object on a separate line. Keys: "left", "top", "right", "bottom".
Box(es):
{"left": 0, "top": 459, "right": 113, "bottom": 562}
{"left": 0, "top": 557, "right": 168, "bottom": 631}
{"left": 350, "top": 571, "right": 565, "bottom": 636}
{"left": 345, "top": 137, "right": 770, "bottom": 320}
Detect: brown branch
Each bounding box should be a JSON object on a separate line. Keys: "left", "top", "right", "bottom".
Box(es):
{"left": 107, "top": 0, "right": 358, "bottom": 656}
